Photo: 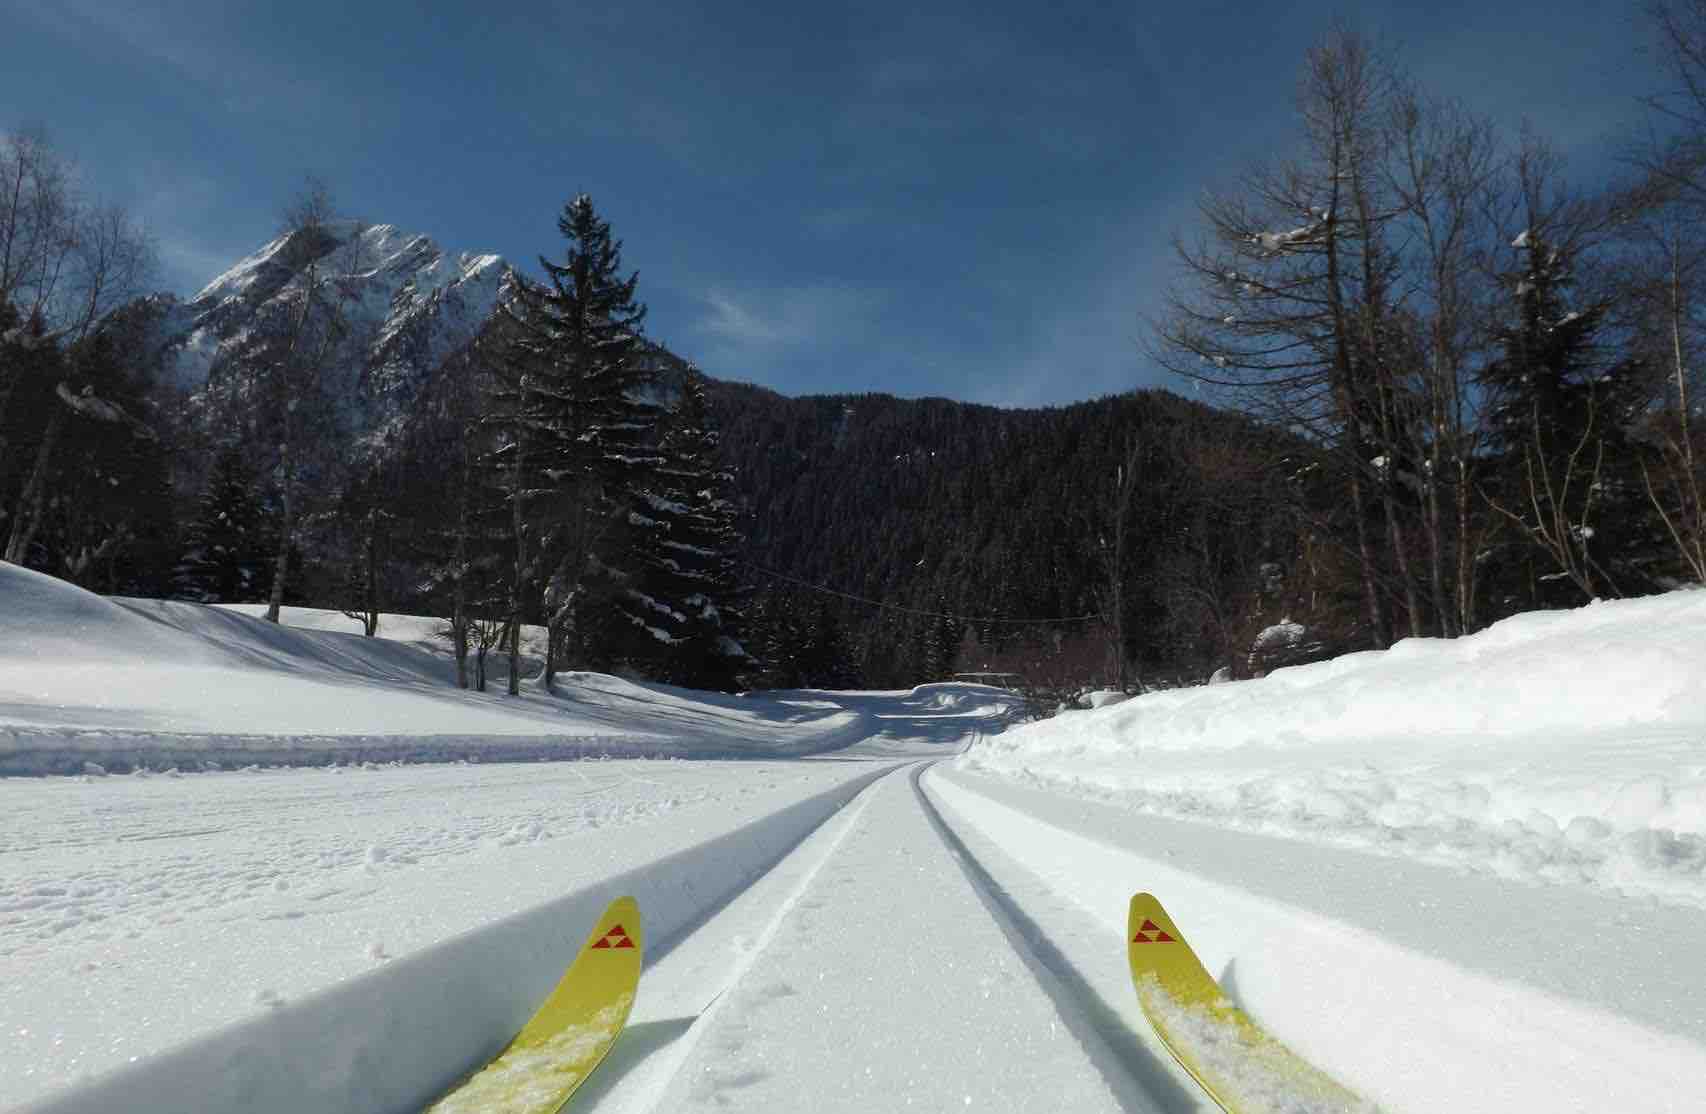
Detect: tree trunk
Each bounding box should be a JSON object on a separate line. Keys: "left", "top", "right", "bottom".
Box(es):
{"left": 1381, "top": 480, "right": 1422, "bottom": 639}
{"left": 452, "top": 457, "right": 470, "bottom": 690}
{"left": 265, "top": 437, "right": 293, "bottom": 623}
{"left": 3, "top": 404, "right": 64, "bottom": 564}
{"left": 1460, "top": 460, "right": 1473, "bottom": 634}
{"left": 506, "top": 618, "right": 521, "bottom": 695}
{"left": 1423, "top": 464, "right": 1453, "bottom": 638}
{"left": 1348, "top": 466, "right": 1388, "bottom": 649}
{"left": 545, "top": 614, "right": 559, "bottom": 692}
{"left": 507, "top": 432, "right": 526, "bottom": 696}
{"left": 361, "top": 509, "right": 379, "bottom": 636}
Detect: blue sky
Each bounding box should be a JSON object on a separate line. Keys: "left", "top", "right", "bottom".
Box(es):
{"left": 3, "top": 0, "right": 1661, "bottom": 406}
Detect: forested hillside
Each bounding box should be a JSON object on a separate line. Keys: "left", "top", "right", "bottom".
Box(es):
{"left": 707, "top": 384, "right": 1313, "bottom": 691}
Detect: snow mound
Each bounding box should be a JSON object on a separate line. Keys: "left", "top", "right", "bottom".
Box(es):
{"left": 0, "top": 571, "right": 869, "bottom": 772}
{"left": 0, "top": 562, "right": 218, "bottom": 664}
{"left": 960, "top": 590, "right": 1706, "bottom": 908}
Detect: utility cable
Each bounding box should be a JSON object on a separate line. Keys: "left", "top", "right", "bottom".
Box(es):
{"left": 742, "top": 560, "right": 1101, "bottom": 625}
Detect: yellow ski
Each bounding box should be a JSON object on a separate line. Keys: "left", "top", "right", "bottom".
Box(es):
{"left": 1126, "top": 893, "right": 1371, "bottom": 1113}
{"left": 426, "top": 896, "right": 643, "bottom": 1114}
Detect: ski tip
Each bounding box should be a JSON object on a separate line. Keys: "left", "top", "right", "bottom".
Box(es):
{"left": 586, "top": 895, "right": 643, "bottom": 955}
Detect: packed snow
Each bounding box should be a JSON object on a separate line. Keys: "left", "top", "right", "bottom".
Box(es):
{"left": 5, "top": 566, "right": 1706, "bottom": 1113}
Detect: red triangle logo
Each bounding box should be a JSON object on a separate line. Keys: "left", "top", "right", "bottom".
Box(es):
{"left": 594, "top": 925, "right": 634, "bottom": 951}
{"left": 1154, "top": 931, "right": 1175, "bottom": 942}
{"left": 1133, "top": 931, "right": 1152, "bottom": 943}
{"left": 1141, "top": 919, "right": 1162, "bottom": 933}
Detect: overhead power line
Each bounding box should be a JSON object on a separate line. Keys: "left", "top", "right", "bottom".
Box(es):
{"left": 743, "top": 561, "right": 1101, "bottom": 625}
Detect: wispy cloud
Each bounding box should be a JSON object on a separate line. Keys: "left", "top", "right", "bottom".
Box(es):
{"left": 685, "top": 280, "right": 889, "bottom": 385}
{"left": 697, "top": 281, "right": 885, "bottom": 347}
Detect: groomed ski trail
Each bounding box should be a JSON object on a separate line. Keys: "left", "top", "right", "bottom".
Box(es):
{"left": 587, "top": 762, "right": 1153, "bottom": 1113}
{"left": 579, "top": 758, "right": 1706, "bottom": 1114}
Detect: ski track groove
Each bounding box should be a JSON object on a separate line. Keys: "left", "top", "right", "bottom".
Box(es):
{"left": 909, "top": 763, "right": 1200, "bottom": 1114}
{"left": 589, "top": 759, "right": 1197, "bottom": 1114}
{"left": 587, "top": 760, "right": 897, "bottom": 1113}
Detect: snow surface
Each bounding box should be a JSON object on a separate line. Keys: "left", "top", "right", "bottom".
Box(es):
{"left": 6, "top": 569, "right": 1706, "bottom": 1113}
{"left": 0, "top": 566, "right": 871, "bottom": 772}
{"left": 962, "top": 591, "right": 1706, "bottom": 909}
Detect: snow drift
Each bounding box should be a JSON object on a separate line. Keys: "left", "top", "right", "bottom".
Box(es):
{"left": 0, "top": 564, "right": 868, "bottom": 772}
{"left": 960, "top": 590, "right": 1706, "bottom": 907}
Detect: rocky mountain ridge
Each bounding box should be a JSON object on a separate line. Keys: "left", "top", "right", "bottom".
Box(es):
{"left": 143, "top": 221, "right": 514, "bottom": 434}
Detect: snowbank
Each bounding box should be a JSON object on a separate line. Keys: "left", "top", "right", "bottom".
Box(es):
{"left": 960, "top": 591, "right": 1706, "bottom": 907}
{"left": 0, "top": 565, "right": 868, "bottom": 772}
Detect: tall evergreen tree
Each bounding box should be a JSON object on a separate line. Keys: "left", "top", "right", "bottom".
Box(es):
{"left": 618, "top": 368, "right": 753, "bottom": 689}
{"left": 174, "top": 444, "right": 272, "bottom": 603}
{"left": 492, "top": 194, "right": 662, "bottom": 687}
{"left": 799, "top": 599, "right": 861, "bottom": 689}
{"left": 921, "top": 596, "right": 961, "bottom": 682}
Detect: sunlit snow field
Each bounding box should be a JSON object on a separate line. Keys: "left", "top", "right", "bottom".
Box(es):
{"left": 6, "top": 562, "right": 1706, "bottom": 1113}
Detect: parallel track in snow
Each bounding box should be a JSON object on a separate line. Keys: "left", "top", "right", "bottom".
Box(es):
{"left": 583, "top": 761, "right": 1198, "bottom": 1113}
{"left": 583, "top": 758, "right": 1706, "bottom": 1114}
{"left": 14, "top": 720, "right": 1706, "bottom": 1113}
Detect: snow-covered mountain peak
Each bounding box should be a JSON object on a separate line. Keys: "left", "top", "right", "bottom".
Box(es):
{"left": 158, "top": 220, "right": 515, "bottom": 404}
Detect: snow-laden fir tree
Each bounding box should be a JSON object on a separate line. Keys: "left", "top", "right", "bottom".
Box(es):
{"left": 489, "top": 194, "right": 662, "bottom": 688}
{"left": 173, "top": 444, "right": 272, "bottom": 603}
{"left": 615, "top": 368, "right": 753, "bottom": 689}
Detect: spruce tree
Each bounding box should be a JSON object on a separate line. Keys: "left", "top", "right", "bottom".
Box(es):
{"left": 492, "top": 194, "right": 662, "bottom": 685}
{"left": 619, "top": 369, "right": 753, "bottom": 689}
{"left": 174, "top": 445, "right": 272, "bottom": 603}
{"left": 913, "top": 595, "right": 961, "bottom": 683}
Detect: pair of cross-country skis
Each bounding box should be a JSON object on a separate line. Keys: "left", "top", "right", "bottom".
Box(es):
{"left": 421, "top": 893, "right": 1370, "bottom": 1114}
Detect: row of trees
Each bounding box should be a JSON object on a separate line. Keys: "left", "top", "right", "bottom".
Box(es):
{"left": 1, "top": 147, "right": 756, "bottom": 691}
{"left": 1, "top": 128, "right": 166, "bottom": 582}
{"left": 192, "top": 191, "right": 755, "bottom": 692}
{"left": 1150, "top": 11, "right": 1706, "bottom": 654}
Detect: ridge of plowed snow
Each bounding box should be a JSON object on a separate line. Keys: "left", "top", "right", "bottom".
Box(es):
{"left": 960, "top": 589, "right": 1706, "bottom": 908}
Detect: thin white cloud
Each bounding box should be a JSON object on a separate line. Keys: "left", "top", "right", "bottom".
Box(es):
{"left": 699, "top": 289, "right": 791, "bottom": 346}
{"left": 696, "top": 281, "right": 886, "bottom": 350}
{"left": 683, "top": 280, "right": 891, "bottom": 388}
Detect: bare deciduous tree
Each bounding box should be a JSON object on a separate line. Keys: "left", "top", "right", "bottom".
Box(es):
{"left": 1152, "top": 26, "right": 1403, "bottom": 648}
